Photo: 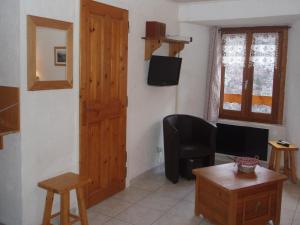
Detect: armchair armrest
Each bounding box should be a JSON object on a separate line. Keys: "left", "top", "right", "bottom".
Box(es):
{"left": 163, "top": 119, "right": 180, "bottom": 183}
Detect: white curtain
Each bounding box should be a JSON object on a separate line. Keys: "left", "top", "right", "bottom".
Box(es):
{"left": 205, "top": 27, "right": 222, "bottom": 122}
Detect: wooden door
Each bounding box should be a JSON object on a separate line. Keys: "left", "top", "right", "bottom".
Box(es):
{"left": 80, "top": 0, "right": 128, "bottom": 207}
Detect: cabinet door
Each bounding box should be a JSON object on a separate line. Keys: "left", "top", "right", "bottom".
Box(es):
{"left": 241, "top": 191, "right": 276, "bottom": 225}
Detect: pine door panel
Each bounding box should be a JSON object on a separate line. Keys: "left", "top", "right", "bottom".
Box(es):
{"left": 80, "top": 0, "right": 128, "bottom": 207}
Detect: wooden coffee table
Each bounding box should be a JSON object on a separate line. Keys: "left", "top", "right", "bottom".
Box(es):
{"left": 193, "top": 163, "right": 287, "bottom": 225}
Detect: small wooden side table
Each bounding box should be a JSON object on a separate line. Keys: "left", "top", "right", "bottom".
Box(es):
{"left": 38, "top": 172, "right": 91, "bottom": 225}
{"left": 268, "top": 140, "right": 298, "bottom": 183}
{"left": 193, "top": 163, "right": 286, "bottom": 225}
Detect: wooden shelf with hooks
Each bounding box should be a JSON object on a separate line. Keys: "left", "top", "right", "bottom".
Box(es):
{"left": 142, "top": 37, "right": 190, "bottom": 60}
{"left": 164, "top": 38, "right": 190, "bottom": 57}
{"left": 0, "top": 86, "right": 20, "bottom": 150}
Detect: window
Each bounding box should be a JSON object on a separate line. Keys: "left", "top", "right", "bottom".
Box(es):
{"left": 219, "top": 27, "right": 288, "bottom": 124}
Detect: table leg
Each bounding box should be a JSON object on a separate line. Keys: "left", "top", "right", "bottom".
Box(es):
{"left": 228, "top": 193, "right": 237, "bottom": 225}
{"left": 76, "top": 187, "right": 89, "bottom": 225}
{"left": 60, "top": 192, "right": 70, "bottom": 225}
{"left": 195, "top": 176, "right": 201, "bottom": 216}
{"left": 275, "top": 151, "right": 281, "bottom": 173}
{"left": 284, "top": 152, "right": 290, "bottom": 176}
{"left": 269, "top": 149, "right": 275, "bottom": 170}
{"left": 42, "top": 191, "right": 54, "bottom": 225}
{"left": 273, "top": 182, "right": 283, "bottom": 225}
{"left": 290, "top": 152, "right": 298, "bottom": 184}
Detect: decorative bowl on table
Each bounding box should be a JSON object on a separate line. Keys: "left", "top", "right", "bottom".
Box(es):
{"left": 235, "top": 156, "right": 260, "bottom": 173}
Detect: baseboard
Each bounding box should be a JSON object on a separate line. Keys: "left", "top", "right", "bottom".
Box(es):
{"left": 129, "top": 164, "right": 164, "bottom": 185}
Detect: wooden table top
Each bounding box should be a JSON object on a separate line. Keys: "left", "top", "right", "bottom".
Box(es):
{"left": 38, "top": 172, "right": 91, "bottom": 193}
{"left": 193, "top": 163, "right": 287, "bottom": 192}
{"left": 268, "top": 140, "right": 298, "bottom": 151}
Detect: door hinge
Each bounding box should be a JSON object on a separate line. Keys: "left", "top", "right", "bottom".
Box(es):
{"left": 126, "top": 96, "right": 128, "bottom": 107}
{"left": 128, "top": 21, "right": 130, "bottom": 33}
{"left": 125, "top": 167, "right": 127, "bottom": 178}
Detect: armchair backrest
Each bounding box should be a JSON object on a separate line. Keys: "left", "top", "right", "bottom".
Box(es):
{"left": 164, "top": 114, "right": 217, "bottom": 146}
{"left": 177, "top": 116, "right": 196, "bottom": 143}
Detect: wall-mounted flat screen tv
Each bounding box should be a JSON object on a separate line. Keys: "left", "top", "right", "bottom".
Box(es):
{"left": 147, "top": 55, "right": 182, "bottom": 86}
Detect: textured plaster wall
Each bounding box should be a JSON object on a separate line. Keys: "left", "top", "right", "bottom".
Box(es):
{"left": 286, "top": 20, "right": 300, "bottom": 176}
{"left": 20, "top": 0, "right": 80, "bottom": 224}
{"left": 177, "top": 23, "right": 210, "bottom": 117}
{"left": 0, "top": 0, "right": 22, "bottom": 224}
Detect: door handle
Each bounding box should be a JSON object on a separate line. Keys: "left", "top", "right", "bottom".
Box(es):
{"left": 255, "top": 201, "right": 262, "bottom": 214}
{"left": 244, "top": 80, "right": 248, "bottom": 90}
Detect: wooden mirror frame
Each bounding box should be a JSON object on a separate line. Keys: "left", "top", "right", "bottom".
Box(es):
{"left": 27, "top": 15, "right": 73, "bottom": 91}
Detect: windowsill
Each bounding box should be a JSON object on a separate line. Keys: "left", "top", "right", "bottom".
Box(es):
{"left": 217, "top": 118, "right": 286, "bottom": 129}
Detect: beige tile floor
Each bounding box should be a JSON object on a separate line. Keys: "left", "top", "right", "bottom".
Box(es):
{"left": 80, "top": 165, "right": 300, "bottom": 225}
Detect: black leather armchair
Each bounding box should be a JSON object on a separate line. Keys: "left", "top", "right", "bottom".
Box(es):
{"left": 163, "top": 114, "right": 217, "bottom": 183}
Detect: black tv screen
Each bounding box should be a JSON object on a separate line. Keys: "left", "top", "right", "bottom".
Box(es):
{"left": 147, "top": 55, "right": 182, "bottom": 86}
{"left": 216, "top": 123, "right": 269, "bottom": 161}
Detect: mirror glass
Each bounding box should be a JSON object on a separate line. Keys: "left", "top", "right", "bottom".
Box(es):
{"left": 36, "top": 27, "right": 67, "bottom": 81}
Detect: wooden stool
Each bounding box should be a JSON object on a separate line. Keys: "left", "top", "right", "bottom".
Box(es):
{"left": 38, "top": 172, "right": 91, "bottom": 225}
{"left": 268, "top": 140, "right": 298, "bottom": 183}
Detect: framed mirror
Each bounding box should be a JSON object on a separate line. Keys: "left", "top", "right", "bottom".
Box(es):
{"left": 27, "top": 15, "right": 73, "bottom": 91}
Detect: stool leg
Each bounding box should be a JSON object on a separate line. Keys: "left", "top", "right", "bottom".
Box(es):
{"left": 42, "top": 191, "right": 54, "bottom": 225}
{"left": 60, "top": 192, "right": 70, "bottom": 225}
{"left": 275, "top": 151, "right": 281, "bottom": 173}
{"left": 284, "top": 152, "right": 290, "bottom": 176}
{"left": 76, "top": 187, "right": 89, "bottom": 225}
{"left": 290, "top": 152, "right": 298, "bottom": 184}
{"left": 269, "top": 149, "right": 275, "bottom": 170}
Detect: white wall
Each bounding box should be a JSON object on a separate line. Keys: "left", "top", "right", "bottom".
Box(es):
{"left": 177, "top": 23, "right": 210, "bottom": 117}
{"left": 0, "top": 0, "right": 20, "bottom": 86}
{"left": 286, "top": 20, "right": 300, "bottom": 176}
{"left": 126, "top": 0, "right": 179, "bottom": 179}
{"left": 20, "top": 0, "right": 80, "bottom": 224}
{"left": 0, "top": 135, "right": 22, "bottom": 225}
{"left": 0, "top": 0, "right": 20, "bottom": 87}
{"left": 0, "top": 0, "right": 22, "bottom": 224}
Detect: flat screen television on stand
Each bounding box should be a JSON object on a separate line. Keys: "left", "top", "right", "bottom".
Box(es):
{"left": 147, "top": 55, "right": 182, "bottom": 86}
